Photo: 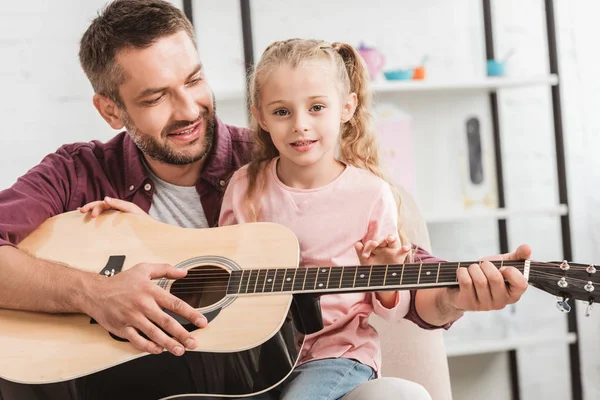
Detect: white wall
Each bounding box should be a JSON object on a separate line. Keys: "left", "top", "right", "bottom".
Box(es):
{"left": 0, "top": 0, "right": 598, "bottom": 399}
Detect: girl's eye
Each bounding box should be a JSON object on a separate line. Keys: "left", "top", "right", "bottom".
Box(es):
{"left": 274, "top": 109, "right": 289, "bottom": 116}
{"left": 311, "top": 105, "right": 325, "bottom": 112}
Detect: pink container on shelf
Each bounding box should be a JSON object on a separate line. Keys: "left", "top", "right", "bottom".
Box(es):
{"left": 374, "top": 104, "right": 417, "bottom": 198}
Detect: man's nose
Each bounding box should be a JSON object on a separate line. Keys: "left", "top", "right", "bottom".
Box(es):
{"left": 173, "top": 90, "right": 200, "bottom": 122}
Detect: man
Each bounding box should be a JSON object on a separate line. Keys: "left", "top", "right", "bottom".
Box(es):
{"left": 0, "top": 1, "right": 529, "bottom": 399}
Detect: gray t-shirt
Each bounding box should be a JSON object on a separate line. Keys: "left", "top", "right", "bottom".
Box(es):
{"left": 145, "top": 167, "right": 209, "bottom": 229}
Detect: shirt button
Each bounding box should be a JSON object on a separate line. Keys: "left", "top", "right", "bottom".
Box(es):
{"left": 128, "top": 185, "right": 134, "bottom": 191}
{"left": 144, "top": 183, "right": 152, "bottom": 191}
{"left": 219, "top": 180, "right": 226, "bottom": 187}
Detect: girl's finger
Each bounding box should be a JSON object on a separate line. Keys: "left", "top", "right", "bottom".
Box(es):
{"left": 79, "top": 201, "right": 103, "bottom": 213}
{"left": 362, "top": 239, "right": 381, "bottom": 257}
{"left": 105, "top": 197, "right": 146, "bottom": 216}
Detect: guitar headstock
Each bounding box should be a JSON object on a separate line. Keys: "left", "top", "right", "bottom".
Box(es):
{"left": 527, "top": 261, "right": 598, "bottom": 316}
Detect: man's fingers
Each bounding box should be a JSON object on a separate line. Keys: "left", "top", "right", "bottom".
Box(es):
{"left": 480, "top": 261, "right": 507, "bottom": 309}
{"left": 481, "top": 244, "right": 532, "bottom": 262}
{"left": 121, "top": 326, "right": 163, "bottom": 355}
{"left": 134, "top": 317, "right": 186, "bottom": 356}
{"left": 157, "top": 290, "right": 208, "bottom": 329}
{"left": 468, "top": 263, "right": 491, "bottom": 309}
{"left": 147, "top": 308, "right": 197, "bottom": 350}
{"left": 455, "top": 267, "right": 473, "bottom": 310}
{"left": 501, "top": 266, "right": 529, "bottom": 302}
{"left": 145, "top": 263, "right": 187, "bottom": 280}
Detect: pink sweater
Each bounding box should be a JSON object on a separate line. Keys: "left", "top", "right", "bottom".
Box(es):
{"left": 219, "top": 158, "right": 410, "bottom": 374}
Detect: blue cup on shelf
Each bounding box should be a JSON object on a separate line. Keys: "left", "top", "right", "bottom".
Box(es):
{"left": 486, "top": 59, "right": 505, "bottom": 77}
{"left": 384, "top": 69, "right": 414, "bottom": 81}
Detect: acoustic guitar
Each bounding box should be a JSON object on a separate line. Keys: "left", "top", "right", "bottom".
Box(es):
{"left": 0, "top": 211, "right": 596, "bottom": 399}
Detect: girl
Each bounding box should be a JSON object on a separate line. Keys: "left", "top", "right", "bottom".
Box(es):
{"left": 218, "top": 38, "right": 432, "bottom": 400}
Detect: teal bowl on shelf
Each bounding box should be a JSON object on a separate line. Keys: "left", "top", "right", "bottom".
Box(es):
{"left": 384, "top": 69, "right": 414, "bottom": 81}
{"left": 486, "top": 59, "right": 506, "bottom": 76}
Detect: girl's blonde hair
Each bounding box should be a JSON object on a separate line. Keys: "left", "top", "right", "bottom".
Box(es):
{"left": 246, "top": 38, "right": 411, "bottom": 252}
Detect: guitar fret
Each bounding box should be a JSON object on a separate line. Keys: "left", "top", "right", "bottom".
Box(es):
{"left": 282, "top": 268, "right": 294, "bottom": 292}
{"left": 417, "top": 263, "right": 423, "bottom": 284}
{"left": 328, "top": 267, "right": 343, "bottom": 290}
{"left": 315, "top": 267, "right": 330, "bottom": 290}
{"left": 436, "top": 263, "right": 441, "bottom": 283}
{"left": 274, "top": 268, "right": 285, "bottom": 292}
{"left": 265, "top": 269, "right": 276, "bottom": 293}
{"left": 402, "top": 263, "right": 421, "bottom": 286}
{"left": 419, "top": 263, "right": 440, "bottom": 285}
{"left": 400, "top": 263, "right": 405, "bottom": 285}
{"left": 304, "top": 267, "right": 318, "bottom": 291}
{"left": 257, "top": 269, "right": 268, "bottom": 293}
{"left": 367, "top": 265, "right": 373, "bottom": 286}
{"left": 383, "top": 265, "right": 389, "bottom": 286}
{"left": 369, "top": 265, "right": 386, "bottom": 287}
{"left": 385, "top": 264, "right": 403, "bottom": 286}
{"left": 247, "top": 269, "right": 258, "bottom": 294}
{"left": 293, "top": 268, "right": 307, "bottom": 292}
{"left": 227, "top": 270, "right": 243, "bottom": 295}
{"left": 356, "top": 266, "right": 371, "bottom": 288}
{"left": 341, "top": 266, "right": 356, "bottom": 289}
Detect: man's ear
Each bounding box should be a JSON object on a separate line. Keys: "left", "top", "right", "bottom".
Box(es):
{"left": 251, "top": 105, "right": 269, "bottom": 132}
{"left": 93, "top": 94, "right": 125, "bottom": 130}
{"left": 341, "top": 92, "right": 358, "bottom": 123}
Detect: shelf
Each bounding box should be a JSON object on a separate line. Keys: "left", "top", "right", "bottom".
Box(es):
{"left": 213, "top": 75, "right": 558, "bottom": 102}
{"left": 372, "top": 74, "right": 558, "bottom": 94}
{"left": 445, "top": 332, "right": 577, "bottom": 357}
{"left": 424, "top": 204, "right": 568, "bottom": 224}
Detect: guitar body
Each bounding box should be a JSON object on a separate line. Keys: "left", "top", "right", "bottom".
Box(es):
{"left": 0, "top": 211, "right": 306, "bottom": 399}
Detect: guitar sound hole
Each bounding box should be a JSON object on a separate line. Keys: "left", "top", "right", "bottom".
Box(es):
{"left": 170, "top": 265, "right": 229, "bottom": 309}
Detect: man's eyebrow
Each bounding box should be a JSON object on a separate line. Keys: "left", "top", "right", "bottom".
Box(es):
{"left": 135, "top": 64, "right": 203, "bottom": 100}
{"left": 185, "top": 63, "right": 203, "bottom": 81}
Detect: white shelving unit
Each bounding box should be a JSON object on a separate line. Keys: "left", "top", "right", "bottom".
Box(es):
{"left": 445, "top": 332, "right": 577, "bottom": 358}
{"left": 215, "top": 74, "right": 558, "bottom": 102}
{"left": 372, "top": 74, "right": 558, "bottom": 93}
{"left": 424, "top": 204, "right": 568, "bottom": 224}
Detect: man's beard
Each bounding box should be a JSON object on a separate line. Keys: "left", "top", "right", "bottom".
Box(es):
{"left": 122, "top": 105, "right": 216, "bottom": 166}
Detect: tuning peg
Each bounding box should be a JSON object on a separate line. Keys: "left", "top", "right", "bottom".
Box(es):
{"left": 556, "top": 297, "right": 571, "bottom": 313}
{"left": 560, "top": 261, "right": 570, "bottom": 271}
{"left": 587, "top": 265, "right": 597, "bottom": 275}
{"left": 558, "top": 277, "right": 568, "bottom": 288}
{"left": 585, "top": 281, "right": 595, "bottom": 293}
{"left": 585, "top": 299, "right": 594, "bottom": 317}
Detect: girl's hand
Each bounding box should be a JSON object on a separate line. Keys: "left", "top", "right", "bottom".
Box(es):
{"left": 79, "top": 196, "right": 148, "bottom": 219}
{"left": 355, "top": 234, "right": 411, "bottom": 266}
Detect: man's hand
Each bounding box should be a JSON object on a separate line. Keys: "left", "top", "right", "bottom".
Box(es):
{"left": 415, "top": 244, "right": 531, "bottom": 327}
{"left": 83, "top": 263, "right": 207, "bottom": 356}
{"left": 446, "top": 244, "right": 531, "bottom": 312}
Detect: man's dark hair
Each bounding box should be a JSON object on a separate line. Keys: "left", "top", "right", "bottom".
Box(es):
{"left": 79, "top": 0, "right": 195, "bottom": 107}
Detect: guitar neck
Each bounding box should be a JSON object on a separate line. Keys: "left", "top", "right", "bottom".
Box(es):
{"left": 226, "top": 260, "right": 529, "bottom": 296}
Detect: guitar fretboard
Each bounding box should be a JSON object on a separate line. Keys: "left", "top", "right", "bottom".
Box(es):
{"left": 225, "top": 261, "right": 520, "bottom": 296}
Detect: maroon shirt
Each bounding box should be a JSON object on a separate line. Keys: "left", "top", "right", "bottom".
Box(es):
{"left": 0, "top": 116, "right": 449, "bottom": 330}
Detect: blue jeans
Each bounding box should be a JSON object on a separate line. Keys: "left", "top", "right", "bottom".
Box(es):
{"left": 239, "top": 358, "right": 375, "bottom": 400}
